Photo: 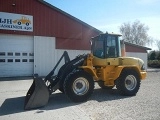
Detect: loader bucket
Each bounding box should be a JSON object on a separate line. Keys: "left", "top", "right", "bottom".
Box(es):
{"left": 24, "top": 77, "right": 49, "bottom": 110}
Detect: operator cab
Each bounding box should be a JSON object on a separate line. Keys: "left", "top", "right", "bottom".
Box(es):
{"left": 91, "top": 33, "right": 121, "bottom": 59}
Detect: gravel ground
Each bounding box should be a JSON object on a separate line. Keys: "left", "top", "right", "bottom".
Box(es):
{"left": 80, "top": 71, "right": 160, "bottom": 120}
{"left": 0, "top": 71, "right": 160, "bottom": 120}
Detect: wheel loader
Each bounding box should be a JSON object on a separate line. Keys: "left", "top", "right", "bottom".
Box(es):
{"left": 24, "top": 33, "right": 146, "bottom": 110}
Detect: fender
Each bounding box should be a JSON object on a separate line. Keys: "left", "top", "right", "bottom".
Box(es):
{"left": 49, "top": 54, "right": 88, "bottom": 92}
{"left": 114, "top": 65, "right": 143, "bottom": 80}
{"left": 80, "top": 65, "right": 142, "bottom": 82}
{"left": 57, "top": 54, "right": 88, "bottom": 80}
{"left": 79, "top": 66, "right": 99, "bottom": 80}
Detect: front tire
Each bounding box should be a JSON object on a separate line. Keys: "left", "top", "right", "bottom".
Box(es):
{"left": 116, "top": 70, "right": 141, "bottom": 96}
{"left": 64, "top": 70, "right": 94, "bottom": 102}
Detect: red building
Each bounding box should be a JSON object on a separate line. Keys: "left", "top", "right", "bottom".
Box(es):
{"left": 0, "top": 0, "right": 102, "bottom": 77}
{"left": 0, "top": 0, "right": 150, "bottom": 77}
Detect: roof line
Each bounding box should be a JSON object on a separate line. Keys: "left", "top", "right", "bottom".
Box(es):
{"left": 38, "top": 0, "right": 103, "bottom": 33}
{"left": 123, "top": 41, "right": 151, "bottom": 50}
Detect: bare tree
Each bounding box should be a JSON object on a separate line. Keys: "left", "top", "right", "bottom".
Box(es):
{"left": 155, "top": 40, "right": 160, "bottom": 51}
{"left": 120, "top": 20, "right": 152, "bottom": 46}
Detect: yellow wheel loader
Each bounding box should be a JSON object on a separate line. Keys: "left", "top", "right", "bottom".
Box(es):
{"left": 24, "top": 33, "right": 146, "bottom": 110}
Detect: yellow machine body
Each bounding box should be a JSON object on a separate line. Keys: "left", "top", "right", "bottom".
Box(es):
{"left": 80, "top": 53, "right": 146, "bottom": 87}
{"left": 24, "top": 33, "right": 147, "bottom": 110}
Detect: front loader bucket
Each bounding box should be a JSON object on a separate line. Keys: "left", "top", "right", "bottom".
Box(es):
{"left": 24, "top": 77, "right": 49, "bottom": 110}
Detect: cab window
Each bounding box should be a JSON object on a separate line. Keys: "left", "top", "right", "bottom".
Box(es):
{"left": 105, "top": 36, "right": 117, "bottom": 58}
{"left": 92, "top": 36, "right": 104, "bottom": 58}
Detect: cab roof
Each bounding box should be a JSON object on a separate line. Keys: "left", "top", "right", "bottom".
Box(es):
{"left": 91, "top": 33, "right": 122, "bottom": 39}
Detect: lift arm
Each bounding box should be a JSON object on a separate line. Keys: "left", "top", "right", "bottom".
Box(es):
{"left": 45, "top": 51, "right": 70, "bottom": 82}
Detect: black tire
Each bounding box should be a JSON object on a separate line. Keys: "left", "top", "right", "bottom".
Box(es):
{"left": 18, "top": 21, "right": 21, "bottom": 25}
{"left": 26, "top": 22, "right": 29, "bottom": 26}
{"left": 63, "top": 70, "right": 94, "bottom": 102}
{"left": 98, "top": 81, "right": 114, "bottom": 89}
{"left": 116, "top": 69, "right": 141, "bottom": 96}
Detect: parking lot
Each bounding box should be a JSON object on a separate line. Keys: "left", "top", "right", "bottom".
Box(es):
{"left": 0, "top": 70, "right": 160, "bottom": 120}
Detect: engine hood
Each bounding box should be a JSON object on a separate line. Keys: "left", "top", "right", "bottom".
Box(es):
{"left": 119, "top": 57, "right": 144, "bottom": 69}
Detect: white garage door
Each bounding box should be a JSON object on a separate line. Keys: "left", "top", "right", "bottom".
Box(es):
{"left": 0, "top": 34, "right": 34, "bottom": 77}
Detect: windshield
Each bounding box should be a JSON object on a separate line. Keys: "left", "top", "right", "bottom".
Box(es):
{"left": 91, "top": 34, "right": 120, "bottom": 58}
{"left": 91, "top": 35, "right": 105, "bottom": 58}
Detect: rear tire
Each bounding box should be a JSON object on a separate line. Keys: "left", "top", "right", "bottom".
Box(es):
{"left": 116, "top": 70, "right": 141, "bottom": 96}
{"left": 64, "top": 70, "right": 94, "bottom": 102}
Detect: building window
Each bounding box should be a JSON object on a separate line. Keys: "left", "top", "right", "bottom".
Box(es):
{"left": 22, "top": 53, "right": 27, "bottom": 56}
{"left": 29, "top": 59, "right": 34, "bottom": 62}
{"left": 29, "top": 53, "right": 34, "bottom": 56}
{"left": 8, "top": 59, "right": 13, "bottom": 62}
{"left": 15, "top": 59, "right": 20, "bottom": 62}
{"left": 15, "top": 53, "right": 20, "bottom": 56}
{"left": 0, "top": 52, "right": 5, "bottom": 56}
{"left": 22, "top": 59, "right": 27, "bottom": 62}
{"left": 8, "top": 52, "right": 13, "bottom": 56}
{"left": 0, "top": 59, "right": 5, "bottom": 62}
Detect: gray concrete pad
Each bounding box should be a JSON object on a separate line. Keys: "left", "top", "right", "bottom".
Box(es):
{"left": 147, "top": 67, "right": 160, "bottom": 72}
{"left": 0, "top": 72, "right": 160, "bottom": 120}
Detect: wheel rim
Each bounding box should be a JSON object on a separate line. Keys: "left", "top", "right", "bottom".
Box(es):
{"left": 125, "top": 75, "right": 137, "bottom": 91}
{"left": 72, "top": 77, "right": 89, "bottom": 95}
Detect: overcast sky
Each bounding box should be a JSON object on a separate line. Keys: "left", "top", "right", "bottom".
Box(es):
{"left": 45, "top": 0, "right": 160, "bottom": 49}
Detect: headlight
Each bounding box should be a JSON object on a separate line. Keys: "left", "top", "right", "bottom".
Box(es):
{"left": 138, "top": 59, "right": 145, "bottom": 70}
{"left": 141, "top": 64, "right": 145, "bottom": 70}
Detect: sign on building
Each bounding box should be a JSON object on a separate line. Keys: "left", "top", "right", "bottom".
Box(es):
{"left": 0, "top": 12, "right": 33, "bottom": 32}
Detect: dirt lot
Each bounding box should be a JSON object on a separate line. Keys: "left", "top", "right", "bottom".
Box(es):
{"left": 0, "top": 71, "right": 160, "bottom": 120}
